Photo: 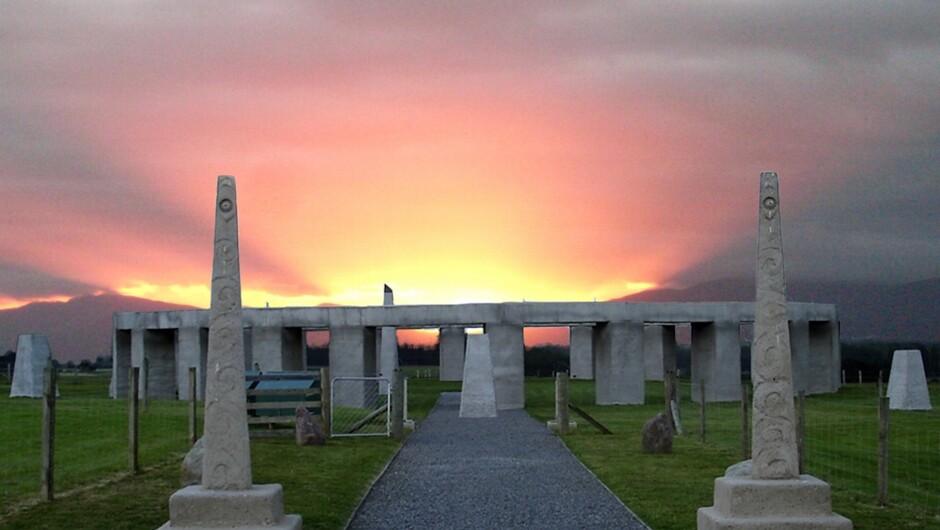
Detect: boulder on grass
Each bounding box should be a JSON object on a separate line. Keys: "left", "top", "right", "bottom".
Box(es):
{"left": 180, "top": 437, "right": 204, "bottom": 486}
{"left": 641, "top": 412, "right": 673, "bottom": 454}
{"left": 295, "top": 405, "right": 327, "bottom": 446}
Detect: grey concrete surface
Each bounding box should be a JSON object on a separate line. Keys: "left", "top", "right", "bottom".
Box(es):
{"left": 347, "top": 393, "right": 650, "bottom": 530}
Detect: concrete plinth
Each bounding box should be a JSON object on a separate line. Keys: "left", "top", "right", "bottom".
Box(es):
{"left": 459, "top": 334, "right": 497, "bottom": 418}
{"left": 10, "top": 334, "right": 53, "bottom": 398}
{"left": 159, "top": 484, "right": 301, "bottom": 530}
{"left": 697, "top": 475, "right": 851, "bottom": 529}
{"left": 887, "top": 349, "right": 932, "bottom": 410}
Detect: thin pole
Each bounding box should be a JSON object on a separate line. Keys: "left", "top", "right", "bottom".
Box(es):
{"left": 129, "top": 367, "right": 140, "bottom": 474}
{"left": 699, "top": 381, "right": 706, "bottom": 444}
{"left": 877, "top": 395, "right": 889, "bottom": 506}
{"left": 320, "top": 367, "right": 331, "bottom": 438}
{"left": 188, "top": 367, "right": 198, "bottom": 446}
{"left": 390, "top": 369, "right": 404, "bottom": 441}
{"left": 40, "top": 358, "right": 56, "bottom": 502}
{"left": 797, "top": 390, "right": 806, "bottom": 474}
{"left": 556, "top": 371, "right": 570, "bottom": 435}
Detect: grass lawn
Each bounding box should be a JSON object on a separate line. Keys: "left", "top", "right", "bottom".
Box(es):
{"left": 2, "top": 370, "right": 937, "bottom": 529}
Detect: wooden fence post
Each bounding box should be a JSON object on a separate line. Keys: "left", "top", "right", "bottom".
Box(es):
{"left": 390, "top": 369, "right": 405, "bottom": 441}
{"left": 877, "top": 395, "right": 889, "bottom": 506}
{"left": 129, "top": 367, "right": 140, "bottom": 474}
{"left": 141, "top": 356, "right": 149, "bottom": 412}
{"left": 188, "top": 367, "right": 198, "bottom": 446}
{"left": 797, "top": 390, "right": 806, "bottom": 474}
{"left": 320, "top": 367, "right": 331, "bottom": 438}
{"left": 40, "top": 358, "right": 56, "bottom": 502}
{"left": 741, "top": 383, "right": 750, "bottom": 459}
{"left": 699, "top": 381, "right": 706, "bottom": 444}
{"left": 555, "top": 371, "right": 570, "bottom": 435}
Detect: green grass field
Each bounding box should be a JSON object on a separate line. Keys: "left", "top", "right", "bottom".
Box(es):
{"left": 1, "top": 371, "right": 937, "bottom": 529}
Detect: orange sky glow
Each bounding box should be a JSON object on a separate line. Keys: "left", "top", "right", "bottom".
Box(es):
{"left": 2, "top": 3, "right": 939, "bottom": 325}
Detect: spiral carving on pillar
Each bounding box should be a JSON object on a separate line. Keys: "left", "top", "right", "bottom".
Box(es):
{"left": 751, "top": 172, "right": 799, "bottom": 480}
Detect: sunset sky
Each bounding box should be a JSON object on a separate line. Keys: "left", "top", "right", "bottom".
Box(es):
{"left": 2, "top": 2, "right": 939, "bottom": 312}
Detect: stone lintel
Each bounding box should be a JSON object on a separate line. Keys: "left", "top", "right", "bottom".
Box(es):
{"left": 162, "top": 484, "right": 301, "bottom": 529}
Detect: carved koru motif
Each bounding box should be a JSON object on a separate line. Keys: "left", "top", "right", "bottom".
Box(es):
{"left": 202, "top": 175, "right": 252, "bottom": 491}
{"left": 751, "top": 172, "right": 799, "bottom": 480}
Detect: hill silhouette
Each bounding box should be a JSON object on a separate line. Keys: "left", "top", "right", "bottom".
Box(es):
{"left": 0, "top": 294, "right": 197, "bottom": 362}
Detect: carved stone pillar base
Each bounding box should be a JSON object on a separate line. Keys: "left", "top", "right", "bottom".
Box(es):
{"left": 158, "top": 484, "right": 302, "bottom": 530}
{"left": 697, "top": 475, "right": 852, "bottom": 530}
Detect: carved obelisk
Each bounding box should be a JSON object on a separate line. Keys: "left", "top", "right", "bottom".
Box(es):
{"left": 202, "top": 175, "right": 253, "bottom": 490}
{"left": 160, "top": 176, "right": 301, "bottom": 530}
{"left": 697, "top": 172, "right": 851, "bottom": 529}
{"left": 751, "top": 172, "right": 799, "bottom": 479}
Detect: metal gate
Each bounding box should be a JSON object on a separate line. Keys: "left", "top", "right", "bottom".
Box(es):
{"left": 330, "top": 376, "right": 390, "bottom": 437}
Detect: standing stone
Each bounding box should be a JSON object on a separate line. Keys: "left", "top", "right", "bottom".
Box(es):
{"left": 641, "top": 412, "right": 673, "bottom": 454}
{"left": 9, "top": 334, "right": 54, "bottom": 398}
{"left": 295, "top": 405, "right": 327, "bottom": 446}
{"left": 887, "top": 350, "right": 932, "bottom": 410}
{"left": 160, "top": 176, "right": 300, "bottom": 530}
{"left": 698, "top": 172, "right": 851, "bottom": 529}
{"left": 459, "top": 334, "right": 497, "bottom": 418}
{"left": 377, "top": 284, "right": 399, "bottom": 393}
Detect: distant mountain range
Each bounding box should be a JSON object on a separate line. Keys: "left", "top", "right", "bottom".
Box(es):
{"left": 0, "top": 294, "right": 196, "bottom": 362}
{"left": 1, "top": 278, "right": 938, "bottom": 362}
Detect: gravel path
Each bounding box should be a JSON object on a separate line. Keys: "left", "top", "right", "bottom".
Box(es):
{"left": 347, "top": 393, "right": 650, "bottom": 529}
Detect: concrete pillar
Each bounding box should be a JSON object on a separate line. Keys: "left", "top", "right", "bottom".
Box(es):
{"left": 144, "top": 329, "right": 177, "bottom": 399}
{"left": 643, "top": 325, "right": 667, "bottom": 381}
{"left": 691, "top": 320, "right": 741, "bottom": 403}
{"left": 250, "top": 326, "right": 283, "bottom": 371}
{"left": 459, "top": 334, "right": 497, "bottom": 418}
{"left": 177, "top": 326, "right": 201, "bottom": 401}
{"left": 593, "top": 321, "right": 645, "bottom": 405}
{"left": 280, "top": 327, "right": 305, "bottom": 371}
{"left": 808, "top": 320, "right": 837, "bottom": 394}
{"left": 111, "top": 329, "right": 132, "bottom": 398}
{"left": 328, "top": 325, "right": 377, "bottom": 408}
{"left": 789, "top": 319, "right": 810, "bottom": 395}
{"left": 569, "top": 326, "right": 594, "bottom": 380}
{"left": 485, "top": 323, "right": 525, "bottom": 410}
{"left": 662, "top": 325, "right": 678, "bottom": 375}
{"left": 439, "top": 327, "right": 467, "bottom": 382}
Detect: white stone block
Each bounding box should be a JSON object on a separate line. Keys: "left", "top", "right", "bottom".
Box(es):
{"left": 459, "top": 334, "right": 497, "bottom": 418}
{"left": 887, "top": 350, "right": 932, "bottom": 411}
{"left": 10, "top": 334, "right": 53, "bottom": 398}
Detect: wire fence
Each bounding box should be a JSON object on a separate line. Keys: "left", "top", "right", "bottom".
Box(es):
{"left": 330, "top": 376, "right": 390, "bottom": 437}
{"left": 673, "top": 381, "right": 940, "bottom": 517}
{"left": 0, "top": 370, "right": 195, "bottom": 519}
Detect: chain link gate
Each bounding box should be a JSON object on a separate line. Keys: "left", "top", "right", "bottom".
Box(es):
{"left": 330, "top": 376, "right": 390, "bottom": 437}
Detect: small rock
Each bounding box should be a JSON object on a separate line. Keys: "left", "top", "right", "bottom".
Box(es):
{"left": 641, "top": 412, "right": 673, "bottom": 454}
{"left": 295, "top": 405, "right": 327, "bottom": 446}
{"left": 180, "top": 437, "right": 204, "bottom": 486}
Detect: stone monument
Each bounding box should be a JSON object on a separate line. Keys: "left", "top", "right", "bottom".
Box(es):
{"left": 160, "top": 176, "right": 301, "bottom": 530}
{"left": 377, "top": 284, "right": 399, "bottom": 393}
{"left": 459, "top": 334, "right": 498, "bottom": 418}
{"left": 887, "top": 350, "right": 932, "bottom": 410}
{"left": 698, "top": 172, "right": 851, "bottom": 529}
{"left": 9, "top": 334, "right": 54, "bottom": 398}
